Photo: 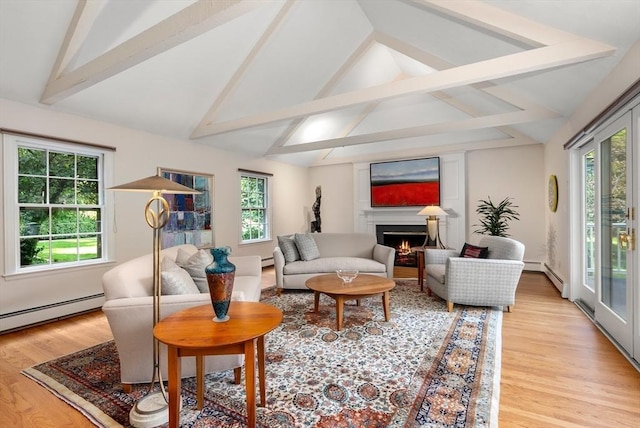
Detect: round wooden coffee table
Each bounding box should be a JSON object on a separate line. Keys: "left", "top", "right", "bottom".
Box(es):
{"left": 305, "top": 273, "right": 396, "bottom": 331}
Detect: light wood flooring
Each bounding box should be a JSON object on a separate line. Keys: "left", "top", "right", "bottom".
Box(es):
{"left": 1, "top": 269, "right": 638, "bottom": 427}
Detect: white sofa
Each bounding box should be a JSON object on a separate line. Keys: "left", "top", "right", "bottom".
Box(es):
{"left": 102, "top": 244, "right": 262, "bottom": 390}
{"left": 273, "top": 233, "right": 395, "bottom": 293}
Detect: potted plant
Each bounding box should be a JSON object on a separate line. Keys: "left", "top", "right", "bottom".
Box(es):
{"left": 473, "top": 196, "right": 520, "bottom": 237}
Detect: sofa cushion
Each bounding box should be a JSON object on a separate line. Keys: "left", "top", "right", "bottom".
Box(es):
{"left": 161, "top": 257, "right": 200, "bottom": 295}
{"left": 278, "top": 236, "right": 300, "bottom": 263}
{"left": 294, "top": 233, "right": 320, "bottom": 261}
{"left": 426, "top": 264, "right": 446, "bottom": 284}
{"left": 176, "top": 248, "right": 212, "bottom": 293}
{"left": 460, "top": 243, "right": 489, "bottom": 259}
{"left": 283, "top": 257, "right": 386, "bottom": 275}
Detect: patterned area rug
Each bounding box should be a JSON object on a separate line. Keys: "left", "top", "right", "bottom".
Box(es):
{"left": 22, "top": 280, "right": 502, "bottom": 427}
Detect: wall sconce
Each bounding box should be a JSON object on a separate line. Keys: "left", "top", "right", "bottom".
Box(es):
{"left": 417, "top": 205, "right": 448, "bottom": 248}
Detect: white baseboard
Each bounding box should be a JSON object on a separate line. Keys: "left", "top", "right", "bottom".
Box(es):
{"left": 543, "top": 263, "right": 565, "bottom": 295}
{"left": 523, "top": 261, "right": 543, "bottom": 272}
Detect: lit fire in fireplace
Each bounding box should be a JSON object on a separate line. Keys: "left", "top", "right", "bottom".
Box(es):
{"left": 397, "top": 240, "right": 411, "bottom": 255}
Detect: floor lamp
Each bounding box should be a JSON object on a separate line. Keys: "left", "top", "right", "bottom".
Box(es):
{"left": 109, "top": 174, "right": 200, "bottom": 428}
{"left": 417, "top": 205, "right": 448, "bottom": 249}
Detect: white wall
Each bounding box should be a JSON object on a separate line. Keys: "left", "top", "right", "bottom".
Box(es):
{"left": 0, "top": 99, "right": 308, "bottom": 331}
{"left": 307, "top": 164, "right": 353, "bottom": 233}
{"left": 466, "top": 144, "right": 546, "bottom": 268}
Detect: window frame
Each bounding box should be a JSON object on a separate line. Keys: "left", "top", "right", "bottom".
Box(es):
{"left": 3, "top": 133, "right": 115, "bottom": 276}
{"left": 239, "top": 171, "right": 271, "bottom": 244}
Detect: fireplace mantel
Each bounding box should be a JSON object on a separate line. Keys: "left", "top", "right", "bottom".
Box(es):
{"left": 362, "top": 208, "right": 427, "bottom": 223}
{"left": 361, "top": 207, "right": 446, "bottom": 242}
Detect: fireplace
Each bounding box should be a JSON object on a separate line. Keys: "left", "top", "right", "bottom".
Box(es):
{"left": 375, "top": 224, "right": 429, "bottom": 267}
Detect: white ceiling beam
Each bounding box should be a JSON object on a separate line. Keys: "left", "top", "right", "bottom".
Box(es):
{"left": 431, "top": 91, "right": 545, "bottom": 145}
{"left": 191, "top": 38, "right": 614, "bottom": 137}
{"left": 375, "top": 29, "right": 554, "bottom": 145}
{"left": 40, "top": 0, "right": 265, "bottom": 104}
{"left": 308, "top": 138, "right": 541, "bottom": 166}
{"left": 45, "top": 0, "right": 103, "bottom": 84}
{"left": 417, "top": 0, "right": 578, "bottom": 47}
{"left": 191, "top": 0, "right": 296, "bottom": 137}
{"left": 374, "top": 30, "right": 543, "bottom": 111}
{"left": 373, "top": 31, "right": 453, "bottom": 71}
{"left": 269, "top": 107, "right": 557, "bottom": 155}
{"left": 308, "top": 136, "right": 537, "bottom": 167}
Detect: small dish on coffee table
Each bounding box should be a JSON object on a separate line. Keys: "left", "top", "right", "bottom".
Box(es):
{"left": 336, "top": 269, "right": 358, "bottom": 284}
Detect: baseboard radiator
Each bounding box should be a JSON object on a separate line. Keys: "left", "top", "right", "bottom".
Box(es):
{"left": 543, "top": 263, "right": 567, "bottom": 297}
{"left": 0, "top": 294, "right": 105, "bottom": 334}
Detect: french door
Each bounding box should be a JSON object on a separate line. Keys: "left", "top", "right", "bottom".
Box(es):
{"left": 578, "top": 109, "right": 637, "bottom": 360}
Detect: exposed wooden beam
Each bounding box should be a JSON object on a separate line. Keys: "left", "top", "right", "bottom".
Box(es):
{"left": 191, "top": 38, "right": 614, "bottom": 137}
{"left": 417, "top": 0, "right": 576, "bottom": 47}
{"left": 191, "top": 0, "right": 296, "bottom": 137}
{"left": 374, "top": 30, "right": 553, "bottom": 144}
{"left": 430, "top": 92, "right": 536, "bottom": 142}
{"left": 307, "top": 136, "right": 537, "bottom": 167}
{"left": 45, "top": 0, "right": 103, "bottom": 84}
{"left": 373, "top": 31, "right": 452, "bottom": 71}
{"left": 269, "top": 107, "right": 557, "bottom": 155}
{"left": 40, "top": 0, "right": 265, "bottom": 104}
{"left": 373, "top": 30, "right": 544, "bottom": 111}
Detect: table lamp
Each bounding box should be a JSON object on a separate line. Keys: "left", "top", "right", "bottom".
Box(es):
{"left": 417, "top": 205, "right": 448, "bottom": 248}
{"left": 109, "top": 174, "right": 200, "bottom": 428}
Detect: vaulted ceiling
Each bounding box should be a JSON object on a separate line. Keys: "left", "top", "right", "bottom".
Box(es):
{"left": 1, "top": 0, "right": 639, "bottom": 167}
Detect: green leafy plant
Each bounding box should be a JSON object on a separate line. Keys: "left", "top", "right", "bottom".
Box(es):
{"left": 473, "top": 196, "right": 520, "bottom": 237}
{"left": 20, "top": 238, "right": 43, "bottom": 266}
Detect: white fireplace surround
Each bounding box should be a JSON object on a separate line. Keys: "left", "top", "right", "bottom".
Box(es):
{"left": 353, "top": 153, "right": 466, "bottom": 252}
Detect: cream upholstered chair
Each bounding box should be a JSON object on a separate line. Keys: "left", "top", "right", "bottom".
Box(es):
{"left": 424, "top": 236, "right": 525, "bottom": 312}
{"left": 102, "top": 244, "right": 262, "bottom": 392}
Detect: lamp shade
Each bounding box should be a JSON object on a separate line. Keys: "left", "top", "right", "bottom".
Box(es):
{"left": 109, "top": 175, "right": 200, "bottom": 194}
{"left": 417, "top": 205, "right": 448, "bottom": 217}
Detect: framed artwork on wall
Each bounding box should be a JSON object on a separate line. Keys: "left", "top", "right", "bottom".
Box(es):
{"left": 157, "top": 167, "right": 214, "bottom": 248}
{"left": 370, "top": 157, "right": 440, "bottom": 207}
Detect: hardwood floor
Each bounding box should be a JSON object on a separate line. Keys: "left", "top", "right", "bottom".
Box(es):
{"left": 1, "top": 270, "right": 638, "bottom": 427}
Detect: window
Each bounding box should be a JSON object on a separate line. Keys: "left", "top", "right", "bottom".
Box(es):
{"left": 3, "top": 133, "right": 114, "bottom": 274}
{"left": 240, "top": 171, "right": 270, "bottom": 243}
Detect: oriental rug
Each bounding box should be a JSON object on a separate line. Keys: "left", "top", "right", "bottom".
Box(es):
{"left": 22, "top": 280, "right": 502, "bottom": 427}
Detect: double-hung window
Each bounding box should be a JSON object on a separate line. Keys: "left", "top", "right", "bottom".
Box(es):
{"left": 3, "top": 133, "right": 113, "bottom": 274}
{"left": 240, "top": 170, "right": 271, "bottom": 243}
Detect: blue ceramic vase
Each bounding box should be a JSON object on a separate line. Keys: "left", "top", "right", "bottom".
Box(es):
{"left": 205, "top": 246, "right": 236, "bottom": 322}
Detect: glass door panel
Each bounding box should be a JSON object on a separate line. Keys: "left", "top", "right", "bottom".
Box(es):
{"left": 584, "top": 148, "right": 596, "bottom": 292}
{"left": 600, "top": 128, "right": 627, "bottom": 320}
{"left": 594, "top": 111, "right": 633, "bottom": 354}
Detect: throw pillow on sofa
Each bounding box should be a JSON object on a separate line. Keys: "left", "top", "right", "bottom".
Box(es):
{"left": 161, "top": 257, "right": 200, "bottom": 295}
{"left": 460, "top": 243, "right": 489, "bottom": 259}
{"left": 176, "top": 248, "right": 212, "bottom": 293}
{"left": 294, "top": 233, "right": 320, "bottom": 261}
{"left": 278, "top": 235, "right": 300, "bottom": 263}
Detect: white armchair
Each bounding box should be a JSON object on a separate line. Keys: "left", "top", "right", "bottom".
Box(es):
{"left": 425, "top": 236, "right": 525, "bottom": 312}
{"left": 101, "top": 244, "right": 262, "bottom": 391}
